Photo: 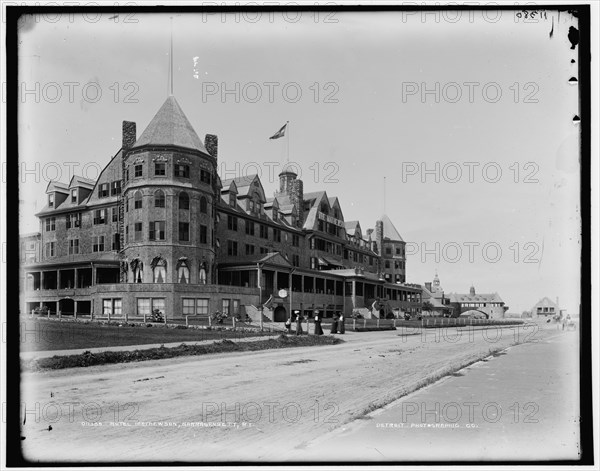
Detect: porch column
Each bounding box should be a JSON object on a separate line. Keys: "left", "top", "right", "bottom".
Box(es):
{"left": 273, "top": 270, "right": 278, "bottom": 292}
{"left": 74, "top": 269, "right": 79, "bottom": 289}
{"left": 57, "top": 270, "right": 61, "bottom": 290}
{"left": 74, "top": 300, "right": 78, "bottom": 319}
{"left": 352, "top": 279, "right": 357, "bottom": 309}
{"left": 40, "top": 271, "right": 45, "bottom": 290}
{"left": 91, "top": 264, "right": 96, "bottom": 285}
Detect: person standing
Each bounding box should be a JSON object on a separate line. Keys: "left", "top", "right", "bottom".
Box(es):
{"left": 330, "top": 313, "right": 338, "bottom": 334}
{"left": 285, "top": 316, "right": 292, "bottom": 333}
{"left": 338, "top": 312, "right": 345, "bottom": 334}
{"left": 314, "top": 310, "right": 324, "bottom": 335}
{"left": 295, "top": 310, "right": 303, "bottom": 335}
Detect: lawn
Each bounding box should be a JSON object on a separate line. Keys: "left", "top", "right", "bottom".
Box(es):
{"left": 19, "top": 318, "right": 279, "bottom": 352}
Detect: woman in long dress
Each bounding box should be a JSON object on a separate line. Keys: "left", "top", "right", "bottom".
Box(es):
{"left": 314, "top": 310, "right": 324, "bottom": 335}
{"left": 338, "top": 312, "right": 345, "bottom": 334}
{"left": 330, "top": 314, "right": 338, "bottom": 334}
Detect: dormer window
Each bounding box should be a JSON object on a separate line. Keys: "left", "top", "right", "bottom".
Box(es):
{"left": 272, "top": 208, "right": 278, "bottom": 221}
{"left": 71, "top": 189, "right": 77, "bottom": 204}
{"left": 98, "top": 183, "right": 109, "bottom": 198}
{"left": 229, "top": 193, "right": 236, "bottom": 207}
{"left": 48, "top": 194, "right": 54, "bottom": 208}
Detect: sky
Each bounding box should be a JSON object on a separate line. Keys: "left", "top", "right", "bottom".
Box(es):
{"left": 16, "top": 9, "right": 583, "bottom": 313}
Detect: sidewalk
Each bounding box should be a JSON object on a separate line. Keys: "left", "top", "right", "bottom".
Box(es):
{"left": 291, "top": 329, "right": 581, "bottom": 461}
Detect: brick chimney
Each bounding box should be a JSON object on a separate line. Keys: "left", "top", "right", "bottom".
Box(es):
{"left": 205, "top": 134, "right": 218, "bottom": 160}
{"left": 122, "top": 121, "right": 136, "bottom": 151}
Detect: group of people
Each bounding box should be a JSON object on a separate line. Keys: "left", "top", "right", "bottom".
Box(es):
{"left": 285, "top": 310, "right": 345, "bottom": 335}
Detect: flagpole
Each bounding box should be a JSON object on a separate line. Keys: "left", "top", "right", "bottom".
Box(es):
{"left": 287, "top": 121, "right": 290, "bottom": 163}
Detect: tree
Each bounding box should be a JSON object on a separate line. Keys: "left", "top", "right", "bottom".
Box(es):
{"left": 422, "top": 301, "right": 436, "bottom": 316}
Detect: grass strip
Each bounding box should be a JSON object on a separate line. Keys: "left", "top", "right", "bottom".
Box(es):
{"left": 23, "top": 335, "right": 343, "bottom": 372}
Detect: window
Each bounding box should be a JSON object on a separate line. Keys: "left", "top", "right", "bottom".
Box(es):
{"left": 260, "top": 224, "right": 268, "bottom": 239}
{"left": 125, "top": 168, "right": 129, "bottom": 181}
{"left": 178, "top": 263, "right": 190, "bottom": 284}
{"left": 259, "top": 247, "right": 268, "bottom": 254}
{"left": 245, "top": 244, "right": 255, "bottom": 255}
{"left": 292, "top": 254, "right": 300, "bottom": 266}
{"left": 228, "top": 215, "right": 238, "bottom": 231}
{"left": 292, "top": 234, "right": 300, "bottom": 247}
{"left": 385, "top": 260, "right": 390, "bottom": 269}
{"left": 183, "top": 298, "right": 195, "bottom": 315}
{"left": 111, "top": 181, "right": 121, "bottom": 196}
{"left": 45, "top": 242, "right": 55, "bottom": 257}
{"left": 132, "top": 260, "right": 143, "bottom": 283}
{"left": 227, "top": 240, "right": 238, "bottom": 256}
{"left": 229, "top": 193, "right": 236, "bottom": 207}
{"left": 154, "top": 190, "right": 165, "bottom": 208}
{"left": 93, "top": 209, "right": 107, "bottom": 225}
{"left": 135, "top": 222, "right": 142, "bottom": 241}
{"left": 153, "top": 259, "right": 167, "bottom": 283}
{"left": 273, "top": 229, "right": 281, "bottom": 243}
{"left": 179, "top": 192, "right": 190, "bottom": 210}
{"left": 93, "top": 235, "right": 105, "bottom": 252}
{"left": 200, "top": 169, "right": 211, "bottom": 184}
{"left": 386, "top": 247, "right": 392, "bottom": 255}
{"left": 112, "top": 207, "right": 118, "bottom": 222}
{"left": 200, "top": 225, "right": 208, "bottom": 244}
{"left": 222, "top": 299, "right": 231, "bottom": 316}
{"left": 179, "top": 222, "right": 190, "bottom": 241}
{"left": 112, "top": 233, "right": 120, "bottom": 251}
{"left": 125, "top": 196, "right": 129, "bottom": 212}
{"left": 310, "top": 257, "right": 317, "bottom": 270}
{"left": 199, "top": 265, "right": 207, "bottom": 285}
{"left": 48, "top": 194, "right": 54, "bottom": 208}
{"left": 396, "top": 247, "right": 401, "bottom": 255}
{"left": 272, "top": 209, "right": 278, "bottom": 221}
{"left": 69, "top": 239, "right": 79, "bottom": 255}
{"left": 200, "top": 196, "right": 208, "bottom": 214}
{"left": 245, "top": 221, "right": 255, "bottom": 236}
{"left": 137, "top": 298, "right": 151, "bottom": 316}
{"left": 134, "top": 164, "right": 143, "bottom": 178}
{"left": 134, "top": 191, "right": 142, "bottom": 209}
{"left": 232, "top": 300, "right": 240, "bottom": 316}
{"left": 125, "top": 226, "right": 129, "bottom": 243}
{"left": 155, "top": 162, "right": 166, "bottom": 176}
{"left": 174, "top": 163, "right": 190, "bottom": 178}
{"left": 45, "top": 217, "right": 56, "bottom": 231}
{"left": 149, "top": 221, "right": 165, "bottom": 241}
{"left": 103, "top": 299, "right": 122, "bottom": 317}
{"left": 196, "top": 298, "right": 209, "bottom": 315}
{"left": 70, "top": 189, "right": 77, "bottom": 204}
{"left": 98, "top": 183, "right": 109, "bottom": 198}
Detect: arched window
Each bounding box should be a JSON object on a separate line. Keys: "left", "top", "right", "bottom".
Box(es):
{"left": 200, "top": 196, "right": 208, "bottom": 214}
{"left": 130, "top": 259, "right": 143, "bottom": 283}
{"left": 177, "top": 258, "right": 190, "bottom": 284}
{"left": 134, "top": 191, "right": 143, "bottom": 209}
{"left": 199, "top": 262, "right": 207, "bottom": 285}
{"left": 154, "top": 189, "right": 165, "bottom": 208}
{"left": 151, "top": 256, "right": 167, "bottom": 283}
{"left": 179, "top": 192, "right": 190, "bottom": 210}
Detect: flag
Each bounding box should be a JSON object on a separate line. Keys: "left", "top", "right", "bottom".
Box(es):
{"left": 269, "top": 122, "right": 287, "bottom": 140}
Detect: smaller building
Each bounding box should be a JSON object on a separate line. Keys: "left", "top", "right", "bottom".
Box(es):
{"left": 422, "top": 272, "right": 451, "bottom": 316}
{"left": 447, "top": 285, "right": 508, "bottom": 319}
{"left": 530, "top": 297, "right": 560, "bottom": 318}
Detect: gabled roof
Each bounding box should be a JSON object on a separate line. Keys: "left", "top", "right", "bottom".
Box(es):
{"left": 46, "top": 181, "right": 69, "bottom": 194}
{"left": 220, "top": 174, "right": 265, "bottom": 200}
{"left": 69, "top": 175, "right": 95, "bottom": 189}
{"left": 380, "top": 214, "right": 404, "bottom": 242}
{"left": 132, "top": 96, "right": 208, "bottom": 154}
{"left": 345, "top": 220, "right": 360, "bottom": 234}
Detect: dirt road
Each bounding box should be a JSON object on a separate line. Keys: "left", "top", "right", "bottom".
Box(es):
{"left": 20, "top": 323, "right": 554, "bottom": 462}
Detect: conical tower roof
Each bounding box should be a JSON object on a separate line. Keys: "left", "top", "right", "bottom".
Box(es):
{"left": 132, "top": 96, "right": 208, "bottom": 154}
{"left": 380, "top": 214, "right": 404, "bottom": 242}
